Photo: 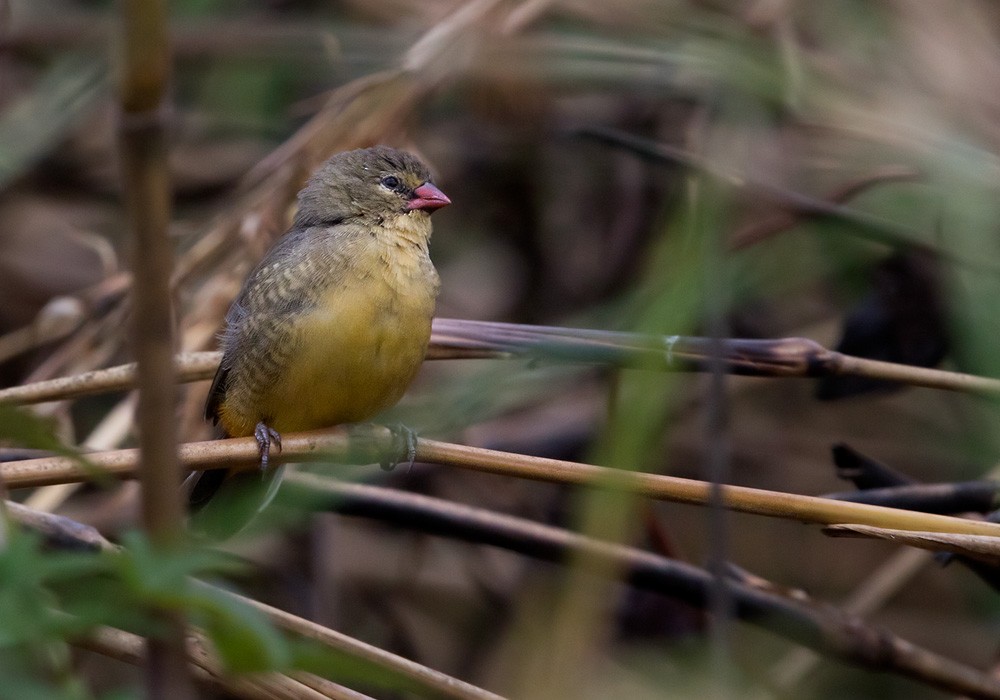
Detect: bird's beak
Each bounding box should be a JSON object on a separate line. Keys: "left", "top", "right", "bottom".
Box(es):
{"left": 407, "top": 182, "right": 451, "bottom": 212}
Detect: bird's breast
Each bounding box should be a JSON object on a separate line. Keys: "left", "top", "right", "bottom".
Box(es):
{"left": 249, "top": 239, "right": 438, "bottom": 433}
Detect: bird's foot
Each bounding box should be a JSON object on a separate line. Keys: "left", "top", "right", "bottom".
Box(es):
{"left": 254, "top": 421, "right": 282, "bottom": 472}
{"left": 381, "top": 423, "right": 417, "bottom": 472}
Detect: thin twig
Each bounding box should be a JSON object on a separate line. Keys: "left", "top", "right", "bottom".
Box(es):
{"left": 291, "top": 673, "right": 377, "bottom": 700}
{"left": 428, "top": 320, "right": 1000, "bottom": 395}
{"left": 730, "top": 165, "right": 922, "bottom": 250}
{"left": 824, "top": 481, "right": 1000, "bottom": 514}
{"left": 769, "top": 547, "right": 931, "bottom": 692}
{"left": 4, "top": 500, "right": 115, "bottom": 551}
{"left": 414, "top": 436, "right": 1000, "bottom": 538}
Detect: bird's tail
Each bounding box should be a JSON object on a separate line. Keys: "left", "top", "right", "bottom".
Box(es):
{"left": 184, "top": 425, "right": 286, "bottom": 540}
{"left": 186, "top": 465, "right": 286, "bottom": 540}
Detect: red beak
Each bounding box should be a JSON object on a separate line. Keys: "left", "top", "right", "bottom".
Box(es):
{"left": 406, "top": 182, "right": 451, "bottom": 212}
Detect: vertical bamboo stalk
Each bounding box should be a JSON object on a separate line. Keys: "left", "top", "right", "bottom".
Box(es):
{"left": 117, "top": 1, "right": 194, "bottom": 698}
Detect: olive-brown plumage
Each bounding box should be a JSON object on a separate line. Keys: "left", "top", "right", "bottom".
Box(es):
{"left": 192, "top": 146, "right": 449, "bottom": 532}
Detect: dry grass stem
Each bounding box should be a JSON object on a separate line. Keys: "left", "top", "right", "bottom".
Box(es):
{"left": 769, "top": 547, "right": 932, "bottom": 691}
{"left": 5, "top": 500, "right": 115, "bottom": 551}
{"left": 0, "top": 352, "right": 217, "bottom": 405}
{"left": 290, "top": 673, "right": 377, "bottom": 700}
{"left": 3, "top": 321, "right": 998, "bottom": 408}
{"left": 117, "top": 0, "right": 193, "bottom": 694}
{"left": 77, "top": 625, "right": 330, "bottom": 700}
{"left": 5, "top": 427, "right": 1000, "bottom": 540}
{"left": 24, "top": 392, "right": 137, "bottom": 513}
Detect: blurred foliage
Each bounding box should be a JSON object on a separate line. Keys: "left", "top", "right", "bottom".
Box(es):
{"left": 0, "top": 528, "right": 278, "bottom": 699}
{"left": 0, "top": 58, "right": 105, "bottom": 190}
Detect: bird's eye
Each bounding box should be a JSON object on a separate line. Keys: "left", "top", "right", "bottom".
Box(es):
{"left": 381, "top": 175, "right": 400, "bottom": 189}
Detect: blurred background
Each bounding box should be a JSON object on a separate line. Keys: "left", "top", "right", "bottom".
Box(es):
{"left": 5, "top": 0, "right": 1000, "bottom": 698}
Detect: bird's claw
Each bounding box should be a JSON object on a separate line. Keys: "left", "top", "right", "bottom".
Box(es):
{"left": 254, "top": 421, "right": 282, "bottom": 472}
{"left": 381, "top": 424, "right": 417, "bottom": 472}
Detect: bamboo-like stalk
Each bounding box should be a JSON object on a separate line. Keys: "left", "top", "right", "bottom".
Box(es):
{"left": 3, "top": 320, "right": 999, "bottom": 407}
{"left": 5, "top": 427, "right": 1000, "bottom": 540}
{"left": 117, "top": 0, "right": 193, "bottom": 696}
{"left": 414, "top": 437, "right": 1000, "bottom": 539}
{"left": 0, "top": 352, "right": 217, "bottom": 405}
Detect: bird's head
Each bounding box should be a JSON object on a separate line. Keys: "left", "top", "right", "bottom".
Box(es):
{"left": 294, "top": 146, "right": 450, "bottom": 229}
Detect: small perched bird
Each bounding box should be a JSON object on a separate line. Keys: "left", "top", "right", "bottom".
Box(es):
{"left": 190, "top": 146, "right": 449, "bottom": 534}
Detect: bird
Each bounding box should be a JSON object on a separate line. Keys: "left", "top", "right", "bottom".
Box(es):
{"left": 189, "top": 145, "right": 450, "bottom": 536}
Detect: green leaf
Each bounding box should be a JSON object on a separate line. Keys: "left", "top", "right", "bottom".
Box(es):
{"left": 188, "top": 586, "right": 290, "bottom": 673}
{"left": 0, "top": 405, "right": 75, "bottom": 456}
{"left": 110, "top": 532, "right": 246, "bottom": 608}
{"left": 290, "top": 640, "right": 422, "bottom": 695}
{"left": 0, "top": 404, "right": 106, "bottom": 487}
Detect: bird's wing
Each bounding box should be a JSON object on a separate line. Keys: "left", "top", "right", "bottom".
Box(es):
{"left": 204, "top": 296, "right": 249, "bottom": 424}
{"left": 204, "top": 361, "right": 230, "bottom": 424}
{"left": 202, "top": 223, "right": 356, "bottom": 424}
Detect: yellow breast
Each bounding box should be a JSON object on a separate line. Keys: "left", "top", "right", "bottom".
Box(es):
{"left": 217, "top": 222, "right": 438, "bottom": 437}
{"left": 265, "top": 272, "right": 434, "bottom": 431}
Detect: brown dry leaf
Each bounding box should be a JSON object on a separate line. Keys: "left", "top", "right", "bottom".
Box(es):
{"left": 824, "top": 523, "right": 1000, "bottom": 563}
